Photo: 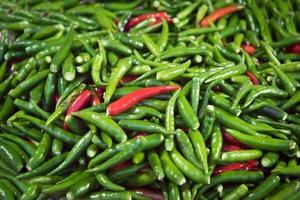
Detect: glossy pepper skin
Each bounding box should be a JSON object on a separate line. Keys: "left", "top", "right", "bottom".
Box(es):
{"left": 63, "top": 89, "right": 92, "bottom": 129}
{"left": 200, "top": 5, "right": 244, "bottom": 27}
{"left": 126, "top": 12, "right": 172, "bottom": 31}
{"left": 107, "top": 85, "right": 180, "bottom": 116}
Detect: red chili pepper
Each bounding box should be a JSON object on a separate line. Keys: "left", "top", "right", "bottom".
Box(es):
{"left": 109, "top": 160, "right": 132, "bottom": 173}
{"left": 66, "top": 90, "right": 92, "bottom": 115}
{"left": 107, "top": 85, "right": 180, "bottom": 116}
{"left": 285, "top": 43, "right": 300, "bottom": 54}
{"left": 213, "top": 160, "right": 259, "bottom": 175}
{"left": 245, "top": 71, "right": 260, "bottom": 85}
{"left": 241, "top": 44, "right": 256, "bottom": 55}
{"left": 91, "top": 87, "right": 104, "bottom": 106}
{"left": 200, "top": 5, "right": 243, "bottom": 27}
{"left": 95, "top": 87, "right": 104, "bottom": 97}
{"left": 121, "top": 75, "right": 137, "bottom": 83}
{"left": 223, "top": 144, "right": 242, "bottom": 152}
{"left": 126, "top": 12, "right": 172, "bottom": 31}
{"left": 63, "top": 90, "right": 92, "bottom": 129}
{"left": 222, "top": 129, "right": 248, "bottom": 148}
{"left": 91, "top": 94, "right": 101, "bottom": 106}
{"left": 131, "top": 188, "right": 163, "bottom": 200}
{"left": 53, "top": 94, "right": 60, "bottom": 103}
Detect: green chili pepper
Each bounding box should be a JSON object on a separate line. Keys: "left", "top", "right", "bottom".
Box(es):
{"left": 142, "top": 34, "right": 160, "bottom": 57}
{"left": 232, "top": 80, "right": 252, "bottom": 109}
{"left": 17, "top": 114, "right": 80, "bottom": 144}
{"left": 201, "top": 105, "right": 216, "bottom": 140}
{"left": 50, "top": 25, "right": 75, "bottom": 73}
{"left": 104, "top": 57, "right": 132, "bottom": 103}
{"left": 49, "top": 130, "right": 93, "bottom": 175}
{"left": 96, "top": 173, "right": 125, "bottom": 191}
{"left": 261, "top": 152, "right": 279, "bottom": 168}
{"left": 73, "top": 110, "right": 127, "bottom": 142}
{"left": 43, "top": 171, "right": 90, "bottom": 194}
{"left": 244, "top": 174, "right": 280, "bottom": 200}
{"left": 215, "top": 107, "right": 263, "bottom": 136}
{"left": 226, "top": 128, "right": 295, "bottom": 151}
{"left": 0, "top": 139, "right": 24, "bottom": 172}
{"left": 119, "top": 119, "right": 169, "bottom": 135}
{"left": 147, "top": 150, "right": 165, "bottom": 181}
{"left": 156, "top": 20, "right": 169, "bottom": 51}
{"left": 160, "top": 149, "right": 186, "bottom": 185}
{"left": 200, "top": 170, "right": 264, "bottom": 194}
{"left": 160, "top": 47, "right": 212, "bottom": 60}
{"left": 209, "top": 126, "right": 223, "bottom": 165}
{"left": 0, "top": 180, "right": 16, "bottom": 200}
{"left": 223, "top": 184, "right": 248, "bottom": 200}
{"left": 171, "top": 148, "right": 209, "bottom": 184}
{"left": 221, "top": 149, "right": 263, "bottom": 163}
{"left": 168, "top": 181, "right": 180, "bottom": 200}
{"left": 27, "top": 133, "right": 51, "bottom": 171}
{"left": 267, "top": 181, "right": 300, "bottom": 200}
{"left": 175, "top": 129, "right": 202, "bottom": 168}
{"left": 9, "top": 69, "right": 50, "bottom": 98}
{"left": 86, "top": 136, "right": 146, "bottom": 173}
{"left": 66, "top": 176, "right": 97, "bottom": 200}
{"left": 188, "top": 129, "right": 208, "bottom": 174}
{"left": 157, "top": 60, "right": 191, "bottom": 81}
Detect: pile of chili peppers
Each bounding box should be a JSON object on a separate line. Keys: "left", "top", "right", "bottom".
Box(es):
{"left": 0, "top": 0, "right": 300, "bottom": 199}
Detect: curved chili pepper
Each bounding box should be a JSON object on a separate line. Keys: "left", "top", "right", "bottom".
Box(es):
{"left": 125, "top": 12, "right": 172, "bottom": 31}
{"left": 107, "top": 85, "right": 180, "bottom": 116}
{"left": 200, "top": 5, "right": 243, "bottom": 27}
{"left": 245, "top": 71, "right": 260, "bottom": 85}
{"left": 63, "top": 90, "right": 92, "bottom": 129}
{"left": 242, "top": 44, "right": 256, "bottom": 55}
{"left": 213, "top": 160, "right": 259, "bottom": 175}
{"left": 65, "top": 90, "right": 92, "bottom": 115}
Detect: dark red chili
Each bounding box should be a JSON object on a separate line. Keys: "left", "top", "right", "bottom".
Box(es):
{"left": 213, "top": 160, "right": 259, "bottom": 175}
{"left": 91, "top": 94, "right": 101, "bottom": 106}
{"left": 95, "top": 87, "right": 104, "bottom": 97}
{"left": 108, "top": 160, "right": 133, "bottom": 173}
{"left": 222, "top": 129, "right": 246, "bottom": 147}
{"left": 285, "top": 43, "right": 300, "bottom": 54}
{"left": 121, "top": 75, "right": 137, "bottom": 83}
{"left": 63, "top": 90, "right": 92, "bottom": 129}
{"left": 91, "top": 87, "right": 104, "bottom": 106}
{"left": 131, "top": 188, "right": 163, "bottom": 200}
{"left": 107, "top": 85, "right": 180, "bottom": 116}
{"left": 53, "top": 94, "right": 60, "bottom": 103}
{"left": 223, "top": 144, "right": 242, "bottom": 152}
{"left": 126, "top": 12, "right": 172, "bottom": 30}
{"left": 245, "top": 71, "right": 260, "bottom": 85}
{"left": 200, "top": 5, "right": 243, "bottom": 27}
{"left": 241, "top": 44, "right": 256, "bottom": 55}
